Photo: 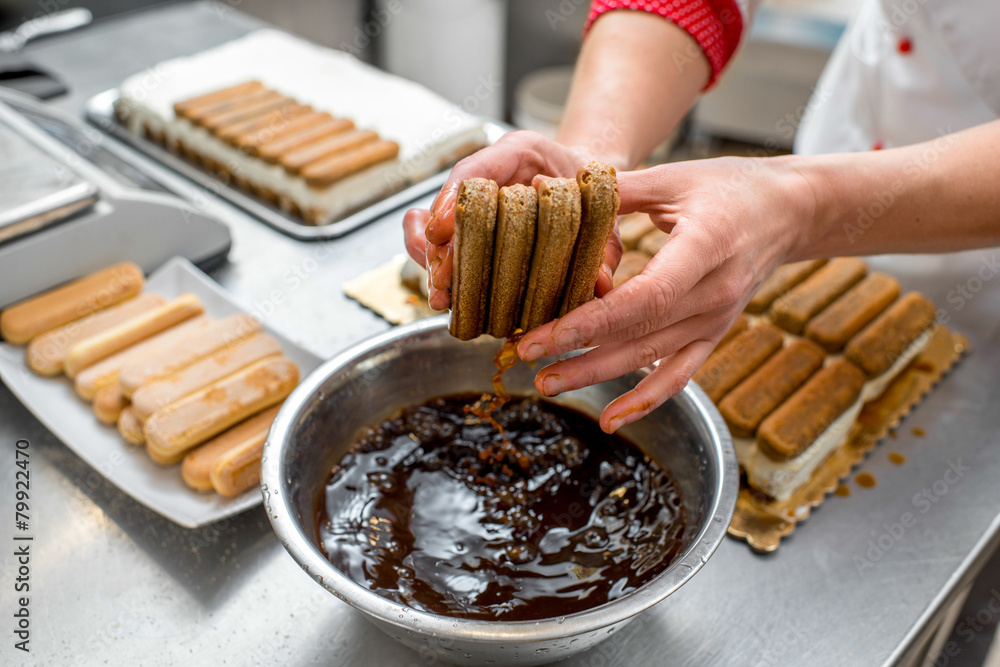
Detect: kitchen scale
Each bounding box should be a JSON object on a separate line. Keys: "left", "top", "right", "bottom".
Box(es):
{"left": 0, "top": 87, "right": 231, "bottom": 310}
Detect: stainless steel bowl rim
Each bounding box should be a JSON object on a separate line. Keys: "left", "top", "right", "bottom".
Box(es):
{"left": 262, "top": 315, "right": 738, "bottom": 642}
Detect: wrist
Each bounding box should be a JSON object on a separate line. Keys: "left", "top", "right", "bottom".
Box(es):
{"left": 772, "top": 154, "right": 832, "bottom": 262}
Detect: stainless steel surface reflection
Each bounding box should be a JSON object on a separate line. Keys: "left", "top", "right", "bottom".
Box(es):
{"left": 263, "top": 316, "right": 738, "bottom": 666}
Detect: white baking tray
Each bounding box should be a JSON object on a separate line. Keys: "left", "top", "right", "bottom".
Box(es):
{"left": 0, "top": 256, "right": 321, "bottom": 528}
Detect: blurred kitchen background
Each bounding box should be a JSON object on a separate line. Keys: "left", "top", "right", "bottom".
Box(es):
{"left": 1, "top": 0, "right": 859, "bottom": 159}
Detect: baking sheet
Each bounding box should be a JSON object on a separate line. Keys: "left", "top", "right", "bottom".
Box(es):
{"left": 84, "top": 88, "right": 508, "bottom": 241}
{"left": 0, "top": 256, "right": 321, "bottom": 527}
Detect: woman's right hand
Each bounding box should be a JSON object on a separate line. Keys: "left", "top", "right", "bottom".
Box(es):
{"left": 403, "top": 130, "right": 623, "bottom": 311}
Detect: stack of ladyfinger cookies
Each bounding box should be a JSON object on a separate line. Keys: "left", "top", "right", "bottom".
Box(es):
{"left": 684, "top": 257, "right": 938, "bottom": 500}
{"left": 138, "top": 81, "right": 401, "bottom": 225}
{"left": 0, "top": 262, "right": 300, "bottom": 498}
{"left": 450, "top": 161, "right": 620, "bottom": 340}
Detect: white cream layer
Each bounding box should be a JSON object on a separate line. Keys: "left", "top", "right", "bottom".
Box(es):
{"left": 733, "top": 326, "right": 934, "bottom": 500}
{"left": 117, "top": 30, "right": 487, "bottom": 222}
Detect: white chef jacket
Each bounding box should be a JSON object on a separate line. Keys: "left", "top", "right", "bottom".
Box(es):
{"left": 795, "top": 0, "right": 1000, "bottom": 155}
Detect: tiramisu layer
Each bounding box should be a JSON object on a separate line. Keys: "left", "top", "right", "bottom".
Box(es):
{"left": 115, "top": 30, "right": 488, "bottom": 225}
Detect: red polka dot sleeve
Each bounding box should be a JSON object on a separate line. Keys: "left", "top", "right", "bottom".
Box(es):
{"left": 585, "top": 0, "right": 746, "bottom": 88}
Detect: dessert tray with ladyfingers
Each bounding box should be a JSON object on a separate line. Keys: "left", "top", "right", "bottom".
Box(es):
{"left": 85, "top": 30, "right": 501, "bottom": 240}
{"left": 0, "top": 257, "right": 320, "bottom": 527}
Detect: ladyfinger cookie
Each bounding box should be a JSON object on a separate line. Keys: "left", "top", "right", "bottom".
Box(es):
{"left": 520, "top": 178, "right": 582, "bottom": 331}
{"left": 692, "top": 322, "right": 784, "bottom": 403}
{"left": 844, "top": 292, "right": 936, "bottom": 377}
{"left": 769, "top": 258, "right": 867, "bottom": 334}
{"left": 26, "top": 293, "right": 165, "bottom": 376}
{"left": 746, "top": 259, "right": 827, "bottom": 314}
{"left": 198, "top": 93, "right": 291, "bottom": 131}
{"left": 130, "top": 333, "right": 282, "bottom": 421}
{"left": 118, "top": 313, "right": 261, "bottom": 398}
{"left": 805, "top": 273, "right": 901, "bottom": 352}
{"left": 257, "top": 117, "right": 354, "bottom": 163}
{"left": 757, "top": 359, "right": 867, "bottom": 460}
{"left": 618, "top": 213, "right": 657, "bottom": 251}
{"left": 612, "top": 251, "right": 650, "bottom": 288}
{"left": 718, "top": 338, "right": 826, "bottom": 438}
{"left": 144, "top": 357, "right": 299, "bottom": 460}
{"left": 64, "top": 293, "right": 205, "bottom": 378}
{"left": 637, "top": 229, "right": 670, "bottom": 258}
{"left": 74, "top": 316, "right": 211, "bottom": 400}
{"left": 217, "top": 104, "right": 311, "bottom": 144}
{"left": 93, "top": 384, "right": 129, "bottom": 425}
{"left": 450, "top": 178, "right": 499, "bottom": 340}
{"left": 235, "top": 112, "right": 330, "bottom": 153}
{"left": 302, "top": 140, "right": 400, "bottom": 188}
{"left": 560, "top": 162, "right": 620, "bottom": 315}
{"left": 1, "top": 262, "right": 144, "bottom": 345}
{"left": 487, "top": 184, "right": 537, "bottom": 338}
{"left": 280, "top": 129, "right": 378, "bottom": 174}
{"left": 173, "top": 81, "right": 263, "bottom": 118}
{"left": 181, "top": 404, "right": 281, "bottom": 494}
{"left": 118, "top": 407, "right": 145, "bottom": 446}
{"left": 719, "top": 314, "right": 751, "bottom": 348}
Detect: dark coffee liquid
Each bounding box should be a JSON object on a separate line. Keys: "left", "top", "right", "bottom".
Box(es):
{"left": 316, "top": 394, "right": 686, "bottom": 621}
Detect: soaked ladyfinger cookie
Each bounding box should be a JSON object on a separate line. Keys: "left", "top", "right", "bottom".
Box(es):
{"left": 560, "top": 162, "right": 620, "bottom": 315}
{"left": 805, "top": 273, "right": 901, "bottom": 352}
{"left": 769, "top": 258, "right": 867, "bottom": 334}
{"left": 520, "top": 179, "right": 581, "bottom": 331}
{"left": 844, "top": 292, "right": 936, "bottom": 377}
{"left": 487, "top": 184, "right": 537, "bottom": 338}
{"left": 450, "top": 178, "right": 499, "bottom": 340}
{"left": 692, "top": 323, "right": 784, "bottom": 403}
{"left": 757, "top": 359, "right": 866, "bottom": 460}
{"left": 746, "top": 259, "right": 827, "bottom": 314}
{"left": 719, "top": 338, "right": 826, "bottom": 438}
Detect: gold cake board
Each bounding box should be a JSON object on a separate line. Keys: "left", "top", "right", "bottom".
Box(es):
{"left": 728, "top": 325, "right": 969, "bottom": 553}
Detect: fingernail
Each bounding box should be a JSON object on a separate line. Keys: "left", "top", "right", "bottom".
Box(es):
{"left": 540, "top": 374, "right": 564, "bottom": 396}
{"left": 521, "top": 343, "right": 546, "bottom": 361}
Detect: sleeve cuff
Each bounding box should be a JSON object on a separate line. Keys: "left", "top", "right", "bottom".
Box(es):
{"left": 585, "top": 0, "right": 745, "bottom": 89}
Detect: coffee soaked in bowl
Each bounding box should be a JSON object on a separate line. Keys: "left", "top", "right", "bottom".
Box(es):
{"left": 316, "top": 394, "right": 686, "bottom": 621}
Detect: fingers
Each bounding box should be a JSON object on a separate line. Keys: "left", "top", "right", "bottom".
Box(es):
{"left": 518, "top": 230, "right": 710, "bottom": 360}
{"left": 532, "top": 311, "right": 723, "bottom": 397}
{"left": 425, "top": 240, "right": 452, "bottom": 311}
{"left": 599, "top": 339, "right": 716, "bottom": 433}
{"left": 425, "top": 181, "right": 458, "bottom": 245}
{"left": 615, "top": 166, "right": 688, "bottom": 219}
{"left": 403, "top": 208, "right": 430, "bottom": 267}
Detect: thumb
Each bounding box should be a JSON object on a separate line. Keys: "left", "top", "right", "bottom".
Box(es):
{"left": 615, "top": 165, "right": 683, "bottom": 215}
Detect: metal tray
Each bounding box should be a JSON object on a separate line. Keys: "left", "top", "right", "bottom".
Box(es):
{"left": 85, "top": 88, "right": 509, "bottom": 242}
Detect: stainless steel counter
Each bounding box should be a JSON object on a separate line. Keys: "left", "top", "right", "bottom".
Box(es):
{"left": 3, "top": 3, "right": 1000, "bottom": 665}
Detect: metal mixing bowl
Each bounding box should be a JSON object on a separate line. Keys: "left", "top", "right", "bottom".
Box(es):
{"left": 262, "top": 315, "right": 737, "bottom": 666}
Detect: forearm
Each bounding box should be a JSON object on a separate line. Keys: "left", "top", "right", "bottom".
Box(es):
{"left": 557, "top": 10, "right": 710, "bottom": 170}
{"left": 792, "top": 121, "right": 1000, "bottom": 259}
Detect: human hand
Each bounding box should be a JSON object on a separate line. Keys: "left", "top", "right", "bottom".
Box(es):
{"left": 403, "top": 130, "right": 624, "bottom": 311}
{"left": 516, "top": 156, "right": 818, "bottom": 433}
